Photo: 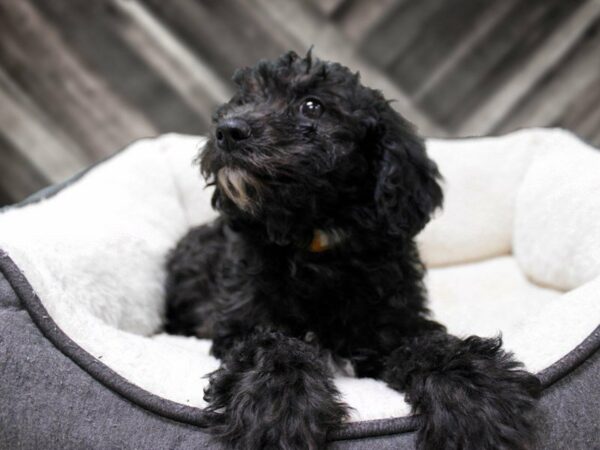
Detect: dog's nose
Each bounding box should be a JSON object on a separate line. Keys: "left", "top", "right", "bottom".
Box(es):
{"left": 216, "top": 118, "right": 251, "bottom": 150}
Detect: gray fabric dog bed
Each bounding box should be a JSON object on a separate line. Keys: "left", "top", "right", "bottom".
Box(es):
{"left": 0, "top": 129, "right": 599, "bottom": 449}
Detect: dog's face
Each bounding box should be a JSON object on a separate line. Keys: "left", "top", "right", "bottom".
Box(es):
{"left": 200, "top": 51, "right": 442, "bottom": 244}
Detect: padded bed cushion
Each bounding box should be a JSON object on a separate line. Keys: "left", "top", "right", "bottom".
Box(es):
{"left": 0, "top": 129, "right": 599, "bottom": 449}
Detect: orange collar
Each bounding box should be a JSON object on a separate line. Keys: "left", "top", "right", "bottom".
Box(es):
{"left": 308, "top": 229, "right": 347, "bottom": 252}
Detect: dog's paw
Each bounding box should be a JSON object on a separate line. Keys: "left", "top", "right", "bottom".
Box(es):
{"left": 205, "top": 331, "right": 348, "bottom": 449}
{"left": 386, "top": 335, "right": 540, "bottom": 450}
{"left": 414, "top": 336, "right": 540, "bottom": 450}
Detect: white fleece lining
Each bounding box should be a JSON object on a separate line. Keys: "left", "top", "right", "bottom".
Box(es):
{"left": 0, "top": 129, "right": 599, "bottom": 422}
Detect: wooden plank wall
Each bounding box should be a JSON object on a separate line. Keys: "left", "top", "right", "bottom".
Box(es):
{"left": 1, "top": 0, "right": 599, "bottom": 205}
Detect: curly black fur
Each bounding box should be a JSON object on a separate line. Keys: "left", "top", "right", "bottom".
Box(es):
{"left": 165, "top": 51, "right": 540, "bottom": 450}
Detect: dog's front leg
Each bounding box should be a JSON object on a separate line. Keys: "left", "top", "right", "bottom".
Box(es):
{"left": 204, "top": 330, "right": 348, "bottom": 450}
{"left": 381, "top": 327, "right": 541, "bottom": 450}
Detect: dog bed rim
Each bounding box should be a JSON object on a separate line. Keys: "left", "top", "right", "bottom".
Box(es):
{"left": 2, "top": 251, "right": 599, "bottom": 442}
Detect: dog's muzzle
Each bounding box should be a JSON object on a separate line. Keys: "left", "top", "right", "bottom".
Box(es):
{"left": 217, "top": 167, "right": 262, "bottom": 212}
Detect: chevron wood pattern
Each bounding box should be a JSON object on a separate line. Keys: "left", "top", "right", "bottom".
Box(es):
{"left": 1, "top": 0, "right": 599, "bottom": 205}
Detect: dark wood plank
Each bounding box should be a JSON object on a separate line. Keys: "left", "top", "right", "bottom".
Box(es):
{"left": 416, "top": 0, "right": 584, "bottom": 130}
{"left": 458, "top": 0, "right": 600, "bottom": 136}
{"left": 559, "top": 54, "right": 600, "bottom": 144}
{"left": 494, "top": 17, "right": 600, "bottom": 136}
{"left": 359, "top": 0, "right": 444, "bottom": 69}
{"left": 29, "top": 0, "right": 211, "bottom": 134}
{"left": 0, "top": 187, "right": 14, "bottom": 207}
{"left": 249, "top": 0, "right": 446, "bottom": 136}
{"left": 0, "top": 132, "right": 49, "bottom": 205}
{"left": 112, "top": 1, "right": 232, "bottom": 108}
{"left": 304, "top": 0, "right": 348, "bottom": 18}
{"left": 412, "top": 0, "right": 516, "bottom": 103}
{"left": 335, "top": 0, "right": 400, "bottom": 43}
{"left": 0, "top": 68, "right": 89, "bottom": 183}
{"left": 1, "top": 0, "right": 600, "bottom": 204}
{"left": 387, "top": 0, "right": 513, "bottom": 94}
{"left": 142, "top": 0, "right": 292, "bottom": 82}
{"left": 0, "top": 0, "right": 157, "bottom": 159}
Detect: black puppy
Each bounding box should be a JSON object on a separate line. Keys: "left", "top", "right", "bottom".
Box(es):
{"left": 165, "top": 51, "right": 540, "bottom": 450}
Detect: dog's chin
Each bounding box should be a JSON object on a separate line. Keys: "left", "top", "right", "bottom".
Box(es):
{"left": 217, "top": 167, "right": 262, "bottom": 213}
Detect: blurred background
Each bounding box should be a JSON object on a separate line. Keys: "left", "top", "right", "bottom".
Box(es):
{"left": 1, "top": 0, "right": 599, "bottom": 206}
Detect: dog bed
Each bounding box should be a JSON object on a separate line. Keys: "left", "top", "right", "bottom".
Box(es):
{"left": 0, "top": 129, "right": 598, "bottom": 449}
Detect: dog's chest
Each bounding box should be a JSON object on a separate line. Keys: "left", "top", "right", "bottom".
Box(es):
{"left": 254, "top": 251, "right": 382, "bottom": 343}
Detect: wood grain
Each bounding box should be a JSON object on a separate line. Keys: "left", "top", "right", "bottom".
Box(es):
{"left": 0, "top": 0, "right": 598, "bottom": 205}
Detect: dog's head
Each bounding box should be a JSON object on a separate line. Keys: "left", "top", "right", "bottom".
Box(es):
{"left": 200, "top": 51, "right": 442, "bottom": 244}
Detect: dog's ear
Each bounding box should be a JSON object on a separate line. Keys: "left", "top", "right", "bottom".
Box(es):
{"left": 371, "top": 104, "right": 443, "bottom": 237}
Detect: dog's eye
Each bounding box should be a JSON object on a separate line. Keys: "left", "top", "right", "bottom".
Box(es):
{"left": 300, "top": 98, "right": 323, "bottom": 119}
